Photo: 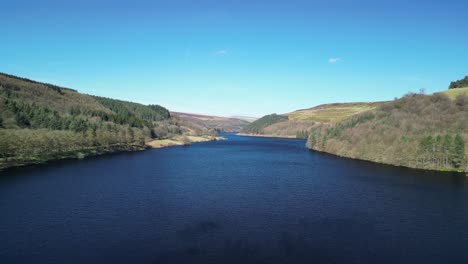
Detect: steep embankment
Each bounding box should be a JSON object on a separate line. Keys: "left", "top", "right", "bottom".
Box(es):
{"left": 306, "top": 91, "right": 468, "bottom": 172}
{"left": 241, "top": 102, "right": 382, "bottom": 138}
{"left": 0, "top": 73, "right": 215, "bottom": 169}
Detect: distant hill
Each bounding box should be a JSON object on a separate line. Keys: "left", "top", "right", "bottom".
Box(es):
{"left": 229, "top": 116, "right": 258, "bottom": 122}
{"left": 171, "top": 112, "right": 250, "bottom": 132}
{"left": 241, "top": 102, "right": 384, "bottom": 138}
{"left": 242, "top": 77, "right": 468, "bottom": 140}
{"left": 239, "top": 76, "right": 468, "bottom": 172}
{"left": 449, "top": 76, "right": 468, "bottom": 89}
{"left": 0, "top": 73, "right": 214, "bottom": 169}
{"left": 241, "top": 114, "right": 288, "bottom": 134}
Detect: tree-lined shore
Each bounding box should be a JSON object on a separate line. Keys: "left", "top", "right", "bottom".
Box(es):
{"left": 0, "top": 73, "right": 216, "bottom": 170}
{"left": 306, "top": 91, "right": 467, "bottom": 172}
{"left": 240, "top": 77, "right": 468, "bottom": 173}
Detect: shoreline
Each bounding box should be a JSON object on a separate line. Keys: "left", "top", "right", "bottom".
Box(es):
{"left": 0, "top": 135, "right": 226, "bottom": 171}
{"left": 236, "top": 133, "right": 297, "bottom": 139}
{"left": 0, "top": 144, "right": 146, "bottom": 171}
{"left": 146, "top": 135, "right": 225, "bottom": 149}
{"left": 239, "top": 134, "right": 466, "bottom": 175}
{"left": 307, "top": 147, "right": 467, "bottom": 175}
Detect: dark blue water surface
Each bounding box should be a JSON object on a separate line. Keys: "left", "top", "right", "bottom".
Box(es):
{"left": 1, "top": 134, "right": 468, "bottom": 264}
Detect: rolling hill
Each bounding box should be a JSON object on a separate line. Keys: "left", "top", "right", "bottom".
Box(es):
{"left": 241, "top": 114, "right": 289, "bottom": 135}
{"left": 241, "top": 102, "right": 384, "bottom": 138}
{"left": 229, "top": 116, "right": 258, "bottom": 122}
{"left": 289, "top": 102, "right": 383, "bottom": 123}
{"left": 0, "top": 73, "right": 216, "bottom": 169}
{"left": 172, "top": 112, "right": 250, "bottom": 132}
{"left": 241, "top": 86, "right": 468, "bottom": 141}
{"left": 306, "top": 91, "right": 468, "bottom": 172}
{"left": 241, "top": 77, "right": 467, "bottom": 172}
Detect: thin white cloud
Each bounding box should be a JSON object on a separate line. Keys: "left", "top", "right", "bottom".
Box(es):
{"left": 328, "top": 57, "right": 341, "bottom": 63}
{"left": 214, "top": 49, "right": 229, "bottom": 56}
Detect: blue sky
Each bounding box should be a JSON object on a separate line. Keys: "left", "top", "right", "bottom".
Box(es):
{"left": 2, "top": 0, "right": 467, "bottom": 117}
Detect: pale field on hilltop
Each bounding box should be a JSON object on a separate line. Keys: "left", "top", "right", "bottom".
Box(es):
{"left": 438, "top": 87, "right": 468, "bottom": 100}
{"left": 287, "top": 102, "right": 383, "bottom": 124}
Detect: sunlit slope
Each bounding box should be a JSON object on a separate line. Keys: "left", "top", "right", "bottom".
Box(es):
{"left": 241, "top": 102, "right": 384, "bottom": 137}
{"left": 306, "top": 92, "right": 468, "bottom": 172}
{"left": 438, "top": 87, "right": 468, "bottom": 100}
{"left": 0, "top": 72, "right": 214, "bottom": 169}
{"left": 0, "top": 73, "right": 111, "bottom": 115}
{"left": 288, "top": 102, "right": 383, "bottom": 123}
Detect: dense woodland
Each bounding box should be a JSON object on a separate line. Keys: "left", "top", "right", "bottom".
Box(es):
{"left": 449, "top": 76, "right": 468, "bottom": 89}
{"left": 0, "top": 73, "right": 215, "bottom": 169}
{"left": 307, "top": 92, "right": 468, "bottom": 172}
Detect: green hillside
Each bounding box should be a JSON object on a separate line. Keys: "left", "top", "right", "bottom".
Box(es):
{"left": 0, "top": 73, "right": 214, "bottom": 169}
{"left": 240, "top": 102, "right": 383, "bottom": 138}
{"left": 306, "top": 92, "right": 468, "bottom": 172}
{"left": 241, "top": 114, "right": 288, "bottom": 134}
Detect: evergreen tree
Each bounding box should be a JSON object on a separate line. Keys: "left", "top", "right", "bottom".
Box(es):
{"left": 449, "top": 76, "right": 468, "bottom": 89}
{"left": 127, "top": 127, "right": 135, "bottom": 143}
{"left": 308, "top": 133, "right": 317, "bottom": 148}
{"left": 442, "top": 134, "right": 453, "bottom": 168}
{"left": 453, "top": 134, "right": 465, "bottom": 168}
{"left": 296, "top": 130, "right": 309, "bottom": 139}
{"left": 15, "top": 112, "right": 30, "bottom": 127}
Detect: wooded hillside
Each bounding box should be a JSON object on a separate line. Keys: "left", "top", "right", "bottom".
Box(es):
{"left": 0, "top": 73, "right": 214, "bottom": 169}
{"left": 307, "top": 92, "right": 468, "bottom": 172}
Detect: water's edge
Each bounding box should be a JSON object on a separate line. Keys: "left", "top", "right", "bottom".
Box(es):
{"left": 237, "top": 133, "right": 467, "bottom": 175}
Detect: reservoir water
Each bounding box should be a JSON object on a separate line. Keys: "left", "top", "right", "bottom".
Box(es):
{"left": 1, "top": 134, "right": 467, "bottom": 263}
